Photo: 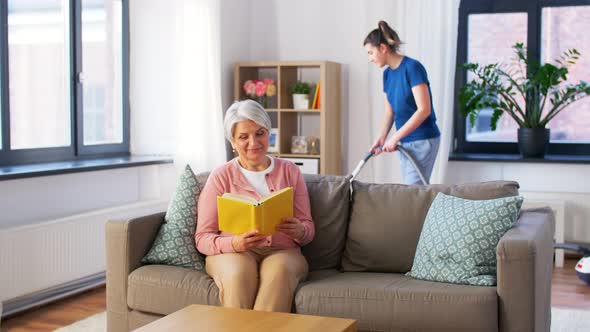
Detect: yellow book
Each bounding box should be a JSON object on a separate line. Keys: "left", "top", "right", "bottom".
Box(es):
{"left": 316, "top": 82, "right": 321, "bottom": 109}
{"left": 217, "top": 187, "right": 294, "bottom": 236}
{"left": 311, "top": 81, "right": 320, "bottom": 109}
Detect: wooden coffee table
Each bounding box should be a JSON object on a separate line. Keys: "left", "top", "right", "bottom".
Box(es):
{"left": 133, "top": 304, "right": 357, "bottom": 332}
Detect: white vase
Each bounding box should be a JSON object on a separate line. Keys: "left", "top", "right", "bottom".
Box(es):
{"left": 292, "top": 94, "right": 309, "bottom": 109}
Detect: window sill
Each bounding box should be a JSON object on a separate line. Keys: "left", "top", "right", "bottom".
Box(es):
{"left": 0, "top": 155, "right": 173, "bottom": 181}
{"left": 449, "top": 153, "right": 590, "bottom": 164}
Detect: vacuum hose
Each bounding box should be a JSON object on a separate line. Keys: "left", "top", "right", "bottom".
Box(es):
{"left": 554, "top": 243, "right": 590, "bottom": 257}
{"left": 349, "top": 144, "right": 429, "bottom": 185}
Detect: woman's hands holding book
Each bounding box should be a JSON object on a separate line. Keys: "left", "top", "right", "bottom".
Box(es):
{"left": 276, "top": 218, "right": 305, "bottom": 242}
{"left": 230, "top": 217, "right": 305, "bottom": 252}
{"left": 231, "top": 230, "right": 267, "bottom": 253}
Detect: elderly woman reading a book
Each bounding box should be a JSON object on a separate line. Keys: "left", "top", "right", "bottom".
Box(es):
{"left": 195, "top": 99, "right": 315, "bottom": 312}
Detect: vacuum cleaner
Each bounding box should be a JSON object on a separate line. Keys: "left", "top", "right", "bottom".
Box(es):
{"left": 554, "top": 243, "right": 590, "bottom": 286}
{"left": 349, "top": 144, "right": 429, "bottom": 185}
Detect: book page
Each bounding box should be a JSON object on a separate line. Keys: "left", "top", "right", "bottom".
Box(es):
{"left": 259, "top": 187, "right": 292, "bottom": 204}
{"left": 221, "top": 192, "right": 259, "bottom": 205}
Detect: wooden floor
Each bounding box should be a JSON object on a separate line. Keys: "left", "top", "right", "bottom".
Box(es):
{"left": 2, "top": 259, "right": 589, "bottom": 331}
{"left": 1, "top": 287, "right": 105, "bottom": 332}
{"left": 551, "top": 258, "right": 590, "bottom": 309}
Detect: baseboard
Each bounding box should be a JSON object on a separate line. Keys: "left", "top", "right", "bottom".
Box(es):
{"left": 1, "top": 271, "right": 105, "bottom": 319}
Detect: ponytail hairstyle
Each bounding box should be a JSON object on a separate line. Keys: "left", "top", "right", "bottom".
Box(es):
{"left": 363, "top": 20, "right": 402, "bottom": 53}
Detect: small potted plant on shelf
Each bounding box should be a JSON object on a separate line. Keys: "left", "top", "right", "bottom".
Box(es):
{"left": 290, "top": 81, "right": 311, "bottom": 109}
{"left": 458, "top": 42, "right": 590, "bottom": 157}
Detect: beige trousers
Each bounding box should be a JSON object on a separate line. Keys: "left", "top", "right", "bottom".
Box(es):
{"left": 205, "top": 247, "right": 308, "bottom": 312}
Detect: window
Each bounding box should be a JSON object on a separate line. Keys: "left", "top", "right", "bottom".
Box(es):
{"left": 541, "top": 5, "right": 590, "bottom": 145}
{"left": 0, "top": 0, "right": 129, "bottom": 166}
{"left": 454, "top": 0, "right": 590, "bottom": 155}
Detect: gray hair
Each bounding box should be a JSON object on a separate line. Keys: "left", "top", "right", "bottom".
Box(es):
{"left": 223, "top": 100, "right": 271, "bottom": 142}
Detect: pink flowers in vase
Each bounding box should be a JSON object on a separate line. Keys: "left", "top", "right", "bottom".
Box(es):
{"left": 243, "top": 79, "right": 276, "bottom": 107}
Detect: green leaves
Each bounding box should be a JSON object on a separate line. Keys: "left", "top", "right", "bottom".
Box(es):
{"left": 514, "top": 42, "right": 527, "bottom": 63}
{"left": 290, "top": 81, "right": 311, "bottom": 94}
{"left": 490, "top": 109, "right": 503, "bottom": 131}
{"left": 458, "top": 43, "right": 590, "bottom": 131}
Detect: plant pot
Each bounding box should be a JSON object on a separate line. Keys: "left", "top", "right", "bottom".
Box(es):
{"left": 292, "top": 94, "right": 309, "bottom": 109}
{"left": 518, "top": 128, "right": 550, "bottom": 158}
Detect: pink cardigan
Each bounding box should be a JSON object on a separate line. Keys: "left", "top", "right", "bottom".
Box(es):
{"left": 195, "top": 158, "right": 315, "bottom": 256}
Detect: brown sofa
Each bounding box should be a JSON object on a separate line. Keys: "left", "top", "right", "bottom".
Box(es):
{"left": 106, "top": 174, "right": 554, "bottom": 332}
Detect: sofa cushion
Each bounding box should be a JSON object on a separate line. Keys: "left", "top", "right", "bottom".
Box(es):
{"left": 342, "top": 181, "right": 519, "bottom": 273}
{"left": 407, "top": 193, "right": 523, "bottom": 286}
{"left": 142, "top": 165, "right": 205, "bottom": 270}
{"left": 301, "top": 174, "right": 350, "bottom": 271}
{"left": 127, "top": 265, "right": 220, "bottom": 315}
{"left": 294, "top": 272, "right": 498, "bottom": 332}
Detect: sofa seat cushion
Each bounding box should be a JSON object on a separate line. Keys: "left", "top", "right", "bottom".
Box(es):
{"left": 294, "top": 272, "right": 498, "bottom": 332}
{"left": 127, "top": 265, "right": 220, "bottom": 315}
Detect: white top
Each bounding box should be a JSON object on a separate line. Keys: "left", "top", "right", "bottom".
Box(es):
{"left": 236, "top": 157, "right": 275, "bottom": 198}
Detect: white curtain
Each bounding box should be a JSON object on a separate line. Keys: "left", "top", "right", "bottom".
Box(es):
{"left": 174, "top": 0, "right": 226, "bottom": 172}
{"left": 363, "top": 0, "right": 460, "bottom": 184}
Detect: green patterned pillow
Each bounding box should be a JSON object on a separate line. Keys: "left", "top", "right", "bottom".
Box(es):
{"left": 142, "top": 165, "right": 205, "bottom": 270}
{"left": 407, "top": 193, "right": 523, "bottom": 286}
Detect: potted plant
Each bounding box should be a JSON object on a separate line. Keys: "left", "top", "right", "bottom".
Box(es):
{"left": 291, "top": 81, "right": 311, "bottom": 109}
{"left": 458, "top": 43, "right": 590, "bottom": 157}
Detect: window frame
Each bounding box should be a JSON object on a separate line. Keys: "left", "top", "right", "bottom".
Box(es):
{"left": 0, "top": 0, "right": 130, "bottom": 167}
{"left": 454, "top": 0, "right": 590, "bottom": 156}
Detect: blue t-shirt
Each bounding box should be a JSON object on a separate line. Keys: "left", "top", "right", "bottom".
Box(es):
{"left": 383, "top": 56, "right": 440, "bottom": 142}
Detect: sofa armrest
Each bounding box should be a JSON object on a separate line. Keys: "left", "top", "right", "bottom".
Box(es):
{"left": 105, "top": 212, "right": 165, "bottom": 332}
{"left": 496, "top": 207, "right": 555, "bottom": 332}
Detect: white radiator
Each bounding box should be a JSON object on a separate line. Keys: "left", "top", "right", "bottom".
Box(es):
{"left": 0, "top": 200, "right": 167, "bottom": 303}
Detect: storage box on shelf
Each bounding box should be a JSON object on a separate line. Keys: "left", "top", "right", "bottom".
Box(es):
{"left": 234, "top": 61, "right": 341, "bottom": 175}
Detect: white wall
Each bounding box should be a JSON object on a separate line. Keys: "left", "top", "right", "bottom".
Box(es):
{"left": 247, "top": 0, "right": 375, "bottom": 177}
{"left": 238, "top": 0, "right": 590, "bottom": 243}
{"left": 447, "top": 161, "right": 590, "bottom": 242}
{"left": 219, "top": 0, "right": 252, "bottom": 110}
{"left": 0, "top": 166, "right": 175, "bottom": 230}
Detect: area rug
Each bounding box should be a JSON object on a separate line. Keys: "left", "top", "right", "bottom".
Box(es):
{"left": 53, "top": 311, "right": 106, "bottom": 332}
{"left": 551, "top": 307, "right": 590, "bottom": 332}
{"left": 53, "top": 307, "right": 590, "bottom": 331}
